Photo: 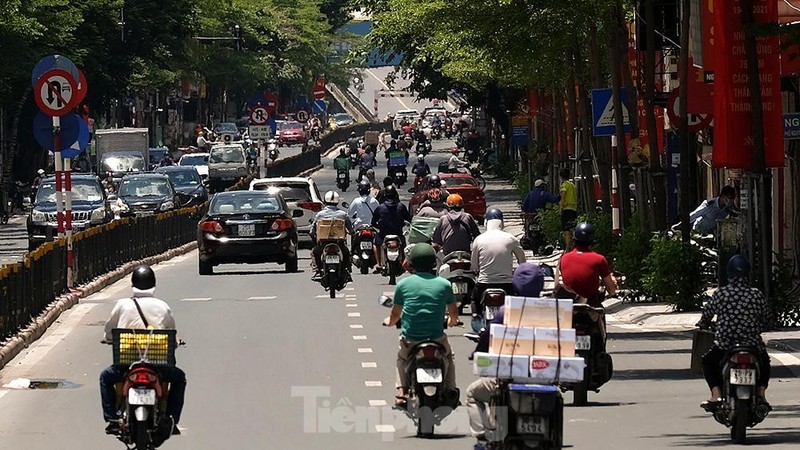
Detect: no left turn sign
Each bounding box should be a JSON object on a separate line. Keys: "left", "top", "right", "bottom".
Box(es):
{"left": 34, "top": 69, "right": 78, "bottom": 116}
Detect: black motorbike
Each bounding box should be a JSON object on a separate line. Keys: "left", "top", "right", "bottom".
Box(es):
{"left": 389, "top": 166, "right": 408, "bottom": 186}
{"left": 336, "top": 169, "right": 350, "bottom": 191}
{"left": 352, "top": 226, "right": 377, "bottom": 274}
{"left": 471, "top": 288, "right": 507, "bottom": 333}
{"left": 522, "top": 213, "right": 553, "bottom": 256}
{"left": 349, "top": 152, "right": 360, "bottom": 169}
{"left": 560, "top": 303, "right": 613, "bottom": 406}
{"left": 382, "top": 235, "right": 404, "bottom": 285}
{"left": 319, "top": 240, "right": 349, "bottom": 298}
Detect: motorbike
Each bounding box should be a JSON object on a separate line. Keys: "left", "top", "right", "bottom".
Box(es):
{"left": 352, "top": 226, "right": 377, "bottom": 274}
{"left": 431, "top": 126, "right": 442, "bottom": 140}
{"left": 444, "top": 124, "right": 454, "bottom": 138}
{"left": 389, "top": 166, "right": 408, "bottom": 186}
{"left": 107, "top": 329, "right": 180, "bottom": 450}
{"left": 522, "top": 213, "right": 552, "bottom": 256}
{"left": 466, "top": 164, "right": 486, "bottom": 190}
{"left": 706, "top": 343, "right": 770, "bottom": 444}
{"left": 336, "top": 169, "right": 350, "bottom": 191}
{"left": 438, "top": 251, "right": 475, "bottom": 314}
{"left": 349, "top": 152, "right": 360, "bottom": 169}
{"left": 381, "top": 235, "right": 405, "bottom": 285}
{"left": 319, "top": 240, "right": 350, "bottom": 298}
{"left": 560, "top": 303, "right": 613, "bottom": 406}
{"left": 472, "top": 288, "right": 507, "bottom": 333}
{"left": 380, "top": 296, "right": 460, "bottom": 438}
{"left": 268, "top": 140, "right": 280, "bottom": 162}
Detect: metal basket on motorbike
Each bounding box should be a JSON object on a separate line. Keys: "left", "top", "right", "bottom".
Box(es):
{"left": 112, "top": 329, "right": 177, "bottom": 366}
{"left": 316, "top": 218, "right": 347, "bottom": 240}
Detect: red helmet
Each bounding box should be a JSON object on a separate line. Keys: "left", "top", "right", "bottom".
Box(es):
{"left": 451, "top": 148, "right": 460, "bottom": 154}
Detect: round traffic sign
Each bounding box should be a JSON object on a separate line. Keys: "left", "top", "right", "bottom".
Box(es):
{"left": 32, "top": 111, "right": 81, "bottom": 151}
{"left": 34, "top": 69, "right": 78, "bottom": 116}
{"left": 31, "top": 55, "right": 79, "bottom": 88}
{"left": 265, "top": 92, "right": 279, "bottom": 115}
{"left": 73, "top": 69, "right": 88, "bottom": 106}
{"left": 667, "top": 90, "right": 713, "bottom": 133}
{"left": 62, "top": 118, "right": 90, "bottom": 159}
{"left": 249, "top": 106, "right": 269, "bottom": 125}
{"left": 296, "top": 110, "right": 311, "bottom": 123}
{"left": 312, "top": 78, "right": 326, "bottom": 100}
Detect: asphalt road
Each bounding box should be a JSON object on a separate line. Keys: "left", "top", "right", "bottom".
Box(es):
{"left": 0, "top": 215, "right": 27, "bottom": 266}
{"left": 1, "top": 141, "right": 800, "bottom": 449}
{"left": 349, "top": 67, "right": 451, "bottom": 121}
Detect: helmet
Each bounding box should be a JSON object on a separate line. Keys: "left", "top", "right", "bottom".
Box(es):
{"left": 358, "top": 180, "right": 371, "bottom": 195}
{"left": 131, "top": 265, "right": 156, "bottom": 290}
{"left": 339, "top": 147, "right": 346, "bottom": 155}
{"left": 451, "top": 148, "right": 460, "bottom": 154}
{"left": 534, "top": 179, "right": 545, "bottom": 188}
{"left": 417, "top": 155, "right": 424, "bottom": 162}
{"left": 485, "top": 208, "right": 504, "bottom": 221}
{"left": 384, "top": 185, "right": 399, "bottom": 200}
{"left": 446, "top": 193, "right": 463, "bottom": 208}
{"left": 427, "top": 188, "right": 442, "bottom": 203}
{"left": 366, "top": 169, "right": 375, "bottom": 180}
{"left": 37, "top": 169, "right": 45, "bottom": 175}
{"left": 350, "top": 131, "right": 356, "bottom": 137}
{"left": 408, "top": 243, "right": 437, "bottom": 272}
{"left": 573, "top": 222, "right": 595, "bottom": 244}
{"left": 727, "top": 255, "right": 751, "bottom": 279}
{"left": 323, "top": 190, "right": 340, "bottom": 205}
{"left": 427, "top": 174, "right": 441, "bottom": 189}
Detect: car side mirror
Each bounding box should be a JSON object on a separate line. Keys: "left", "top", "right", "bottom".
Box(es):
{"left": 379, "top": 295, "right": 394, "bottom": 308}
{"left": 292, "top": 209, "right": 304, "bottom": 218}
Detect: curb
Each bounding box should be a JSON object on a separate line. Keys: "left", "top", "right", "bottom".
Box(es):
{"left": 0, "top": 241, "right": 197, "bottom": 371}
{"left": 299, "top": 165, "right": 323, "bottom": 178}
{"left": 767, "top": 339, "right": 800, "bottom": 353}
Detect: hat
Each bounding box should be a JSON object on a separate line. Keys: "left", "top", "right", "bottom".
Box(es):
{"left": 512, "top": 263, "right": 545, "bottom": 297}
{"left": 534, "top": 179, "right": 545, "bottom": 188}
{"left": 408, "top": 243, "right": 437, "bottom": 272}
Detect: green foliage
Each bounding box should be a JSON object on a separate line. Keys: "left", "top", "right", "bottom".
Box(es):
{"left": 539, "top": 205, "right": 564, "bottom": 249}
{"left": 612, "top": 214, "right": 651, "bottom": 300}
{"left": 768, "top": 255, "right": 800, "bottom": 327}
{"left": 642, "top": 235, "right": 706, "bottom": 311}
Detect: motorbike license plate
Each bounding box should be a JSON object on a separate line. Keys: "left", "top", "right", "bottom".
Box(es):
{"left": 516, "top": 416, "right": 546, "bottom": 434}
{"left": 452, "top": 282, "right": 468, "bottom": 295}
{"left": 395, "top": 172, "right": 403, "bottom": 178}
{"left": 416, "top": 367, "right": 443, "bottom": 384}
{"left": 128, "top": 388, "right": 156, "bottom": 406}
{"left": 338, "top": 173, "right": 346, "bottom": 179}
{"left": 387, "top": 250, "right": 400, "bottom": 261}
{"left": 485, "top": 306, "right": 500, "bottom": 320}
{"left": 360, "top": 241, "right": 372, "bottom": 250}
{"left": 575, "top": 335, "right": 591, "bottom": 350}
{"left": 730, "top": 368, "right": 756, "bottom": 386}
{"left": 238, "top": 224, "right": 255, "bottom": 236}
{"left": 325, "top": 255, "right": 340, "bottom": 264}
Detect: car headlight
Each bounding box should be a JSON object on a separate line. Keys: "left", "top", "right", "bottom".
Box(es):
{"left": 91, "top": 207, "right": 106, "bottom": 223}
{"left": 159, "top": 201, "right": 174, "bottom": 211}
{"left": 31, "top": 209, "right": 46, "bottom": 223}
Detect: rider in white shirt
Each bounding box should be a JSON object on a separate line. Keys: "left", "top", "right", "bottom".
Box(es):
{"left": 348, "top": 181, "right": 380, "bottom": 229}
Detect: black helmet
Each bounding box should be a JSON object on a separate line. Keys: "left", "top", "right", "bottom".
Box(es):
{"left": 485, "top": 208, "right": 504, "bottom": 221}
{"left": 409, "top": 243, "right": 437, "bottom": 272}
{"left": 426, "top": 174, "right": 441, "bottom": 189}
{"left": 573, "top": 222, "right": 594, "bottom": 244}
{"left": 350, "top": 131, "right": 356, "bottom": 137}
{"left": 131, "top": 265, "right": 156, "bottom": 290}
{"left": 727, "top": 255, "right": 751, "bottom": 279}
{"left": 384, "top": 185, "right": 399, "bottom": 200}
{"left": 358, "top": 180, "right": 371, "bottom": 195}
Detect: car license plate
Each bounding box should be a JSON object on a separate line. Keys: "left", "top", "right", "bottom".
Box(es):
{"left": 485, "top": 306, "right": 500, "bottom": 320}
{"left": 730, "top": 368, "right": 756, "bottom": 385}
{"left": 238, "top": 224, "right": 255, "bottom": 236}
{"left": 516, "top": 416, "right": 546, "bottom": 434}
{"left": 452, "top": 282, "right": 468, "bottom": 294}
{"left": 576, "top": 335, "right": 591, "bottom": 350}
{"left": 325, "top": 255, "right": 340, "bottom": 264}
{"left": 360, "top": 241, "right": 372, "bottom": 249}
{"left": 416, "top": 368, "right": 443, "bottom": 383}
{"left": 128, "top": 388, "right": 156, "bottom": 406}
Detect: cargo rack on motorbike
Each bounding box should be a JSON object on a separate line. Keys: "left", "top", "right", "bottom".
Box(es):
{"left": 112, "top": 328, "right": 177, "bottom": 366}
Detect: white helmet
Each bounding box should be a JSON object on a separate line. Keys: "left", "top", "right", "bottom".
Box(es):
{"left": 323, "top": 190, "right": 340, "bottom": 205}
{"left": 37, "top": 169, "right": 45, "bottom": 175}
{"left": 417, "top": 155, "right": 424, "bottom": 162}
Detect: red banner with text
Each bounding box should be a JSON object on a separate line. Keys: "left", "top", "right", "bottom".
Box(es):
{"left": 712, "top": 0, "right": 783, "bottom": 169}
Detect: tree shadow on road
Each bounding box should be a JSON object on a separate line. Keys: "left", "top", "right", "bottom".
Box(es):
{"left": 608, "top": 331, "right": 692, "bottom": 341}
{"left": 648, "top": 428, "right": 800, "bottom": 446}
{"left": 613, "top": 368, "right": 696, "bottom": 381}
{"left": 610, "top": 348, "right": 691, "bottom": 355}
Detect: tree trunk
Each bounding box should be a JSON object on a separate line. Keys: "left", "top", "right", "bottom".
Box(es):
{"left": 678, "top": 0, "right": 692, "bottom": 243}
{"left": 644, "top": 0, "right": 668, "bottom": 230}
{"left": 588, "top": 23, "right": 612, "bottom": 211}
{"left": 610, "top": 2, "right": 632, "bottom": 228}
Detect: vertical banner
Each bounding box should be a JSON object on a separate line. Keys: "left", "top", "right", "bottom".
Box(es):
{"left": 702, "top": 0, "right": 715, "bottom": 74}
{"left": 712, "top": 0, "right": 783, "bottom": 169}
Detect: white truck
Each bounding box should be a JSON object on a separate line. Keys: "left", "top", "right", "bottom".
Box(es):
{"left": 95, "top": 128, "right": 150, "bottom": 181}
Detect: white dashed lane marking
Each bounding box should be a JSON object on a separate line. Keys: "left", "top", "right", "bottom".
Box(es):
{"left": 349, "top": 324, "right": 364, "bottom": 329}
{"left": 346, "top": 303, "right": 358, "bottom": 307}
{"left": 353, "top": 335, "right": 368, "bottom": 340}
{"left": 375, "top": 424, "right": 395, "bottom": 433}
{"left": 244, "top": 296, "right": 277, "bottom": 300}
{"left": 181, "top": 297, "right": 212, "bottom": 302}
{"left": 361, "top": 362, "right": 378, "bottom": 368}
{"left": 365, "top": 381, "right": 382, "bottom": 387}
{"left": 369, "top": 400, "right": 387, "bottom": 407}
{"left": 348, "top": 312, "right": 361, "bottom": 317}
{"left": 357, "top": 348, "right": 373, "bottom": 353}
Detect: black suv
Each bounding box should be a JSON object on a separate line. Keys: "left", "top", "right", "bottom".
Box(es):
{"left": 27, "top": 174, "right": 112, "bottom": 250}
{"left": 154, "top": 166, "right": 209, "bottom": 207}
{"left": 115, "top": 173, "right": 180, "bottom": 216}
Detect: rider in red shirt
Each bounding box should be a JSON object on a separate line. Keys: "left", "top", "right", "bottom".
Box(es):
{"left": 559, "top": 222, "right": 617, "bottom": 306}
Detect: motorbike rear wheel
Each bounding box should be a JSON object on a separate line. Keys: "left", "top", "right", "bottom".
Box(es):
{"left": 573, "top": 380, "right": 588, "bottom": 406}
{"left": 133, "top": 420, "right": 152, "bottom": 450}
{"left": 360, "top": 264, "right": 369, "bottom": 275}
{"left": 416, "top": 396, "right": 435, "bottom": 438}
{"left": 388, "top": 263, "right": 397, "bottom": 285}
{"left": 474, "top": 175, "right": 486, "bottom": 190}
{"left": 732, "top": 399, "right": 749, "bottom": 444}
{"left": 328, "top": 273, "right": 337, "bottom": 299}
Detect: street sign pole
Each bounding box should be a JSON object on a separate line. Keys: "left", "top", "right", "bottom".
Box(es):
{"left": 259, "top": 139, "right": 266, "bottom": 179}
{"left": 64, "top": 156, "right": 74, "bottom": 287}
{"left": 53, "top": 116, "right": 65, "bottom": 241}
{"left": 610, "top": 135, "right": 621, "bottom": 236}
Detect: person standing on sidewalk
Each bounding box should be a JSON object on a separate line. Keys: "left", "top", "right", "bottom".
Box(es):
{"left": 559, "top": 168, "right": 578, "bottom": 249}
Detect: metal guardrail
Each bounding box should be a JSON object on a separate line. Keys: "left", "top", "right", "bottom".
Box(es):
{"left": 0, "top": 207, "right": 199, "bottom": 341}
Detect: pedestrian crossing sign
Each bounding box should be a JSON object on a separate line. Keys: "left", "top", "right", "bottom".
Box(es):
{"left": 592, "top": 88, "right": 631, "bottom": 136}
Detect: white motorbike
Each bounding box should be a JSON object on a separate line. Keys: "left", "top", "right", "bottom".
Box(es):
{"left": 437, "top": 251, "right": 474, "bottom": 314}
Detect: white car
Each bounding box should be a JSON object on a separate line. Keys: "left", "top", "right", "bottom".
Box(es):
{"left": 249, "top": 177, "right": 323, "bottom": 241}
{"left": 421, "top": 108, "right": 448, "bottom": 127}
{"left": 178, "top": 152, "right": 210, "bottom": 178}
{"left": 393, "top": 109, "right": 420, "bottom": 131}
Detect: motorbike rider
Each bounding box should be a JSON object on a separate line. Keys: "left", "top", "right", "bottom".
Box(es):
{"left": 382, "top": 243, "right": 460, "bottom": 408}
{"left": 100, "top": 265, "right": 186, "bottom": 436}
{"left": 448, "top": 148, "right": 470, "bottom": 173}
{"left": 432, "top": 194, "right": 480, "bottom": 255}
{"left": 467, "top": 263, "right": 545, "bottom": 447}
{"left": 196, "top": 131, "right": 213, "bottom": 151}
{"left": 416, "top": 175, "right": 449, "bottom": 218}
{"left": 310, "top": 190, "right": 354, "bottom": 281}
{"left": 698, "top": 255, "right": 771, "bottom": 413}
{"left": 31, "top": 169, "right": 46, "bottom": 203}
{"left": 412, "top": 155, "right": 431, "bottom": 178}
{"left": 471, "top": 208, "right": 526, "bottom": 306}
{"left": 522, "top": 179, "right": 560, "bottom": 214}
{"left": 358, "top": 147, "right": 377, "bottom": 181}
{"left": 371, "top": 185, "right": 411, "bottom": 273}
{"left": 333, "top": 148, "right": 351, "bottom": 183}
{"left": 558, "top": 222, "right": 617, "bottom": 307}
{"left": 346, "top": 131, "right": 360, "bottom": 155}
{"left": 348, "top": 181, "right": 380, "bottom": 229}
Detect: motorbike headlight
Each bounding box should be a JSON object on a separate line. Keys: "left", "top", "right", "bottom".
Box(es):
{"left": 159, "top": 201, "right": 174, "bottom": 211}
{"left": 31, "top": 209, "right": 46, "bottom": 223}
{"left": 90, "top": 207, "right": 106, "bottom": 223}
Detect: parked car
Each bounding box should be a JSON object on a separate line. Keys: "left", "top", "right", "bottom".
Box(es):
{"left": 248, "top": 177, "right": 323, "bottom": 243}
{"left": 115, "top": 173, "right": 180, "bottom": 216}
{"left": 197, "top": 190, "right": 299, "bottom": 275}
{"left": 277, "top": 121, "right": 306, "bottom": 146}
{"left": 27, "top": 174, "right": 112, "bottom": 251}
{"left": 178, "top": 152, "right": 210, "bottom": 178}
{"left": 207, "top": 144, "right": 248, "bottom": 193}
{"left": 409, "top": 173, "right": 486, "bottom": 223}
{"left": 332, "top": 113, "right": 355, "bottom": 127}
{"left": 154, "top": 166, "right": 208, "bottom": 207}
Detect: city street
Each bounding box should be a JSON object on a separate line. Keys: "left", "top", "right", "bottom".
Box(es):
{"left": 1, "top": 140, "right": 799, "bottom": 450}
{"left": 349, "top": 67, "right": 451, "bottom": 120}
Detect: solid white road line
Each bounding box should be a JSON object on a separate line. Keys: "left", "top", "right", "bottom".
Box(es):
{"left": 361, "top": 362, "right": 378, "bottom": 368}
{"left": 358, "top": 348, "right": 373, "bottom": 353}
{"left": 769, "top": 350, "right": 800, "bottom": 377}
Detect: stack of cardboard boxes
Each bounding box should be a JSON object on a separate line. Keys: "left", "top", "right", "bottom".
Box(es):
{"left": 473, "top": 296, "right": 586, "bottom": 383}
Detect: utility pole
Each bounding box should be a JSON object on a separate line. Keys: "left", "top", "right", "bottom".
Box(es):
{"left": 678, "top": 0, "right": 692, "bottom": 243}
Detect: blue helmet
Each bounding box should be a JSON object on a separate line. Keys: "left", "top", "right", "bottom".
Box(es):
{"left": 357, "top": 180, "right": 371, "bottom": 195}
{"left": 727, "top": 255, "right": 751, "bottom": 279}
{"left": 485, "top": 208, "right": 504, "bottom": 221}
{"left": 573, "top": 222, "right": 594, "bottom": 244}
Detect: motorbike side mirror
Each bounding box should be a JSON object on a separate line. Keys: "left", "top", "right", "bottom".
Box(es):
{"left": 107, "top": 194, "right": 118, "bottom": 203}
{"left": 540, "top": 263, "right": 555, "bottom": 278}
{"left": 341, "top": 201, "right": 349, "bottom": 208}
{"left": 292, "top": 209, "right": 304, "bottom": 218}
{"left": 379, "top": 295, "right": 394, "bottom": 308}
